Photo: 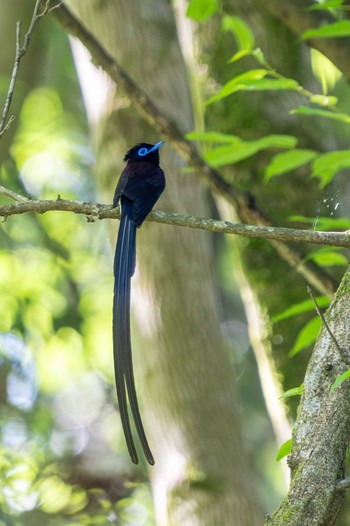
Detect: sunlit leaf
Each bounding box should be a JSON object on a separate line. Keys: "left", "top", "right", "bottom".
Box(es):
{"left": 39, "top": 476, "right": 72, "bottom": 513}
{"left": 203, "top": 134, "right": 297, "bottom": 167}
{"left": 265, "top": 149, "right": 318, "bottom": 181}
{"left": 304, "top": 246, "right": 348, "bottom": 267}
{"left": 276, "top": 438, "right": 292, "bottom": 461}
{"left": 206, "top": 69, "right": 268, "bottom": 104}
{"left": 204, "top": 143, "right": 258, "bottom": 166}
{"left": 291, "top": 106, "right": 350, "bottom": 124}
{"left": 302, "top": 20, "right": 350, "bottom": 39}
{"left": 310, "top": 150, "right": 350, "bottom": 187}
{"left": 238, "top": 78, "right": 299, "bottom": 90}
{"left": 272, "top": 297, "right": 330, "bottom": 323}
{"left": 186, "top": 0, "right": 219, "bottom": 21}
{"left": 252, "top": 47, "right": 266, "bottom": 65}
{"left": 289, "top": 317, "right": 322, "bottom": 357}
{"left": 307, "top": 0, "right": 344, "bottom": 10}
{"left": 228, "top": 49, "right": 252, "bottom": 63}
{"left": 207, "top": 70, "right": 299, "bottom": 104}
{"left": 280, "top": 383, "right": 304, "bottom": 399}
{"left": 310, "top": 94, "right": 338, "bottom": 106}
{"left": 223, "top": 15, "right": 255, "bottom": 51}
{"left": 37, "top": 327, "right": 85, "bottom": 393}
{"left": 330, "top": 369, "right": 350, "bottom": 393}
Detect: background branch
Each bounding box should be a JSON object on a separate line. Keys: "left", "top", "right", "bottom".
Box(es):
{"left": 266, "top": 268, "right": 350, "bottom": 525}
{"left": 1, "top": 193, "right": 350, "bottom": 249}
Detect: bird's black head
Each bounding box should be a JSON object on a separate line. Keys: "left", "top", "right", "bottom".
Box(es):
{"left": 123, "top": 141, "right": 164, "bottom": 166}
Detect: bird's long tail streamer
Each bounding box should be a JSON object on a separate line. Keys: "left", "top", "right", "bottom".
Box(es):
{"left": 113, "top": 197, "right": 154, "bottom": 465}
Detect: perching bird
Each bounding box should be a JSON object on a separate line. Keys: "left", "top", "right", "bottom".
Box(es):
{"left": 113, "top": 141, "right": 165, "bottom": 465}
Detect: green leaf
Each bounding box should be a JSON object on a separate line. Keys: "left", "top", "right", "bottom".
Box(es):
{"left": 289, "top": 317, "right": 322, "bottom": 357}
{"left": 223, "top": 15, "right": 255, "bottom": 51}
{"left": 307, "top": 0, "right": 344, "bottom": 10}
{"left": 330, "top": 369, "right": 350, "bottom": 394}
{"left": 256, "top": 135, "right": 298, "bottom": 149}
{"left": 309, "top": 94, "right": 339, "bottom": 106}
{"left": 304, "top": 247, "right": 348, "bottom": 267}
{"left": 242, "top": 78, "right": 299, "bottom": 90}
{"left": 276, "top": 439, "right": 292, "bottom": 461}
{"left": 289, "top": 215, "right": 350, "bottom": 230}
{"left": 207, "top": 71, "right": 299, "bottom": 104}
{"left": 310, "top": 150, "right": 350, "bottom": 187}
{"left": 265, "top": 149, "right": 318, "bottom": 181}
{"left": 302, "top": 20, "right": 350, "bottom": 40}
{"left": 203, "top": 134, "right": 297, "bottom": 168}
{"left": 206, "top": 69, "right": 268, "bottom": 104}
{"left": 251, "top": 47, "right": 266, "bottom": 65}
{"left": 204, "top": 143, "right": 258, "bottom": 166}
{"left": 228, "top": 49, "right": 252, "bottom": 63}
{"left": 280, "top": 383, "right": 304, "bottom": 399}
{"left": 291, "top": 106, "right": 350, "bottom": 124}
{"left": 186, "top": 0, "right": 219, "bottom": 21}
{"left": 272, "top": 297, "right": 330, "bottom": 323}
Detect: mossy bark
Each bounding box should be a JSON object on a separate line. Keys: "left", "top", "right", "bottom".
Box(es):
{"left": 265, "top": 267, "right": 350, "bottom": 525}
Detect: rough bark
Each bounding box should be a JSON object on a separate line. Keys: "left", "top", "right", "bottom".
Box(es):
{"left": 61, "top": 0, "right": 264, "bottom": 524}
{"left": 265, "top": 267, "right": 350, "bottom": 525}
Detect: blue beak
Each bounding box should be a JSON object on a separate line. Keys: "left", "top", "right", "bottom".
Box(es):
{"left": 149, "top": 141, "right": 165, "bottom": 153}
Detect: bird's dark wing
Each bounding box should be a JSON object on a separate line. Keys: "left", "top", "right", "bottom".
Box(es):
{"left": 113, "top": 196, "right": 155, "bottom": 465}
{"left": 114, "top": 162, "right": 165, "bottom": 227}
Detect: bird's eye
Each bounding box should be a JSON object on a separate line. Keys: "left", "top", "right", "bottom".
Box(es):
{"left": 138, "top": 147, "right": 149, "bottom": 156}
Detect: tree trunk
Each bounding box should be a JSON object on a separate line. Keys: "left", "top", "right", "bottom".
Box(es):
{"left": 61, "top": 1, "right": 264, "bottom": 524}
{"left": 265, "top": 267, "right": 350, "bottom": 525}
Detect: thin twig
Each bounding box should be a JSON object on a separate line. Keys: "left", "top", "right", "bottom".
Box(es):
{"left": 307, "top": 286, "right": 350, "bottom": 365}
{"left": 0, "top": 0, "right": 55, "bottom": 138}
{"left": 1, "top": 191, "right": 350, "bottom": 249}
{"left": 0, "top": 185, "right": 29, "bottom": 202}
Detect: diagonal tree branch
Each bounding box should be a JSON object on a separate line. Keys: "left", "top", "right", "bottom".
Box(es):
{"left": 52, "top": 2, "right": 338, "bottom": 297}
{"left": 1, "top": 190, "right": 350, "bottom": 249}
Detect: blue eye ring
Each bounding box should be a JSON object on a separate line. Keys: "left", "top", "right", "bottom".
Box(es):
{"left": 138, "top": 147, "right": 149, "bottom": 157}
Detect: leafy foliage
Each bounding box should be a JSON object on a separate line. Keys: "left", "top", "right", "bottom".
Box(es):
{"left": 280, "top": 384, "right": 304, "bottom": 399}
{"left": 265, "top": 150, "right": 318, "bottom": 181}
{"left": 222, "top": 14, "right": 255, "bottom": 52}
{"left": 291, "top": 106, "right": 350, "bottom": 125}
{"left": 186, "top": 0, "right": 219, "bottom": 22}
{"left": 272, "top": 297, "right": 330, "bottom": 323}
{"left": 289, "top": 317, "right": 322, "bottom": 357}
{"left": 331, "top": 369, "right": 350, "bottom": 393}
{"left": 187, "top": 131, "right": 297, "bottom": 167}
{"left": 302, "top": 20, "right": 350, "bottom": 39}
{"left": 276, "top": 439, "right": 292, "bottom": 462}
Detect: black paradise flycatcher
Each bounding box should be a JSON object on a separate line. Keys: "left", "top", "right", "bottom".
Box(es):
{"left": 113, "top": 141, "right": 165, "bottom": 465}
